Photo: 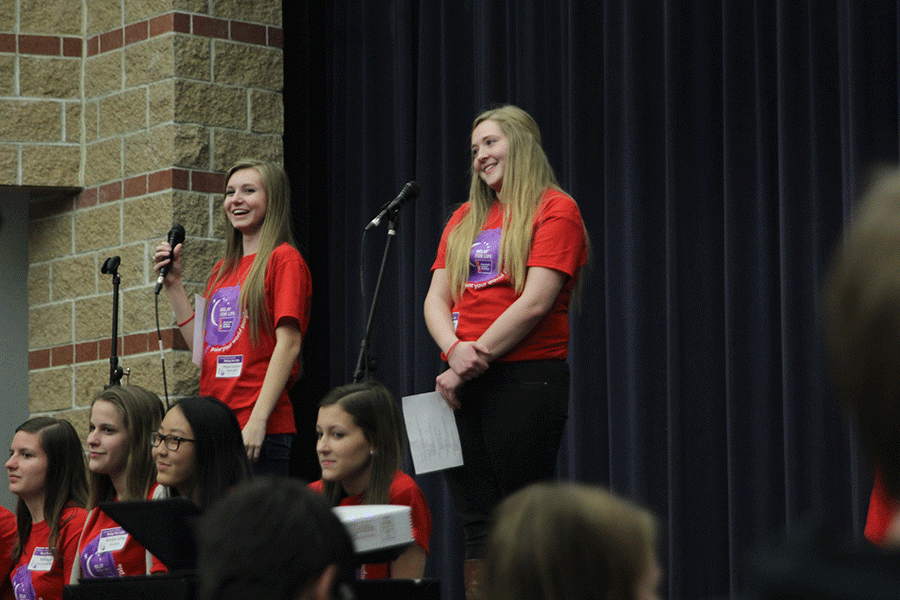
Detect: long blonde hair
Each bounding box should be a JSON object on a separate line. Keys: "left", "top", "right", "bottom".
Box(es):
{"left": 208, "top": 159, "right": 297, "bottom": 343}
{"left": 445, "top": 105, "right": 562, "bottom": 299}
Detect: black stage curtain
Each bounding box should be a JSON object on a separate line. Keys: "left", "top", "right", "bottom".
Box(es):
{"left": 283, "top": 2, "right": 900, "bottom": 599}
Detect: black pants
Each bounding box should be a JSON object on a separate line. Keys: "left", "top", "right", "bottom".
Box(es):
{"left": 442, "top": 360, "right": 569, "bottom": 559}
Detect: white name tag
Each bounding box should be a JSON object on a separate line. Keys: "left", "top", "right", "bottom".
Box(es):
{"left": 216, "top": 355, "right": 243, "bottom": 378}
{"left": 28, "top": 548, "right": 53, "bottom": 571}
{"left": 98, "top": 527, "right": 128, "bottom": 553}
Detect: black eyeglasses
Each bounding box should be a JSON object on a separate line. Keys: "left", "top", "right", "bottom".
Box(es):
{"left": 150, "top": 432, "right": 196, "bottom": 451}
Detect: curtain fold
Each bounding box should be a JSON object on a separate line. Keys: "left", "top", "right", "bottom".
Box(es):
{"left": 285, "top": 2, "right": 900, "bottom": 599}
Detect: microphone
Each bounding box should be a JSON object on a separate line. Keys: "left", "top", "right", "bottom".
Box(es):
{"left": 155, "top": 223, "right": 185, "bottom": 294}
{"left": 364, "top": 181, "right": 420, "bottom": 231}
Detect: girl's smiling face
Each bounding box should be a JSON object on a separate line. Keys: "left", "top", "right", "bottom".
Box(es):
{"left": 224, "top": 167, "right": 268, "bottom": 238}
{"left": 471, "top": 118, "right": 509, "bottom": 196}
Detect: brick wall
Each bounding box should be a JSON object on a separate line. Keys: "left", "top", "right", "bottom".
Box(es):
{"left": 1, "top": 0, "right": 284, "bottom": 428}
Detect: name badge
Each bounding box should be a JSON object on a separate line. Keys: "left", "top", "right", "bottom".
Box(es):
{"left": 97, "top": 527, "right": 128, "bottom": 554}
{"left": 28, "top": 548, "right": 54, "bottom": 571}
{"left": 216, "top": 355, "right": 243, "bottom": 378}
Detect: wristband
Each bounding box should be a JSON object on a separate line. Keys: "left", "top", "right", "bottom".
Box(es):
{"left": 446, "top": 339, "right": 461, "bottom": 358}
{"left": 177, "top": 313, "right": 195, "bottom": 328}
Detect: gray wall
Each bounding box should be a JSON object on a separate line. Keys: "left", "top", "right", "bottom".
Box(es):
{"left": 0, "top": 191, "right": 33, "bottom": 511}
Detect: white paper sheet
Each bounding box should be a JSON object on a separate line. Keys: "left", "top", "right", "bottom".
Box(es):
{"left": 401, "top": 391, "right": 464, "bottom": 474}
{"left": 192, "top": 294, "right": 205, "bottom": 367}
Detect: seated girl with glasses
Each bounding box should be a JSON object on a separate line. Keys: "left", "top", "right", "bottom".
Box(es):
{"left": 6, "top": 417, "right": 88, "bottom": 600}
{"left": 69, "top": 385, "right": 166, "bottom": 583}
{"left": 152, "top": 396, "right": 253, "bottom": 511}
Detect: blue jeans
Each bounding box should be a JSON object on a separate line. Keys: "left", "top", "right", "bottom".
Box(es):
{"left": 253, "top": 433, "right": 294, "bottom": 475}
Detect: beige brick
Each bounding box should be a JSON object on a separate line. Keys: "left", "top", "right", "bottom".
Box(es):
{"left": 125, "top": 36, "right": 174, "bottom": 88}
{"left": 65, "top": 102, "right": 81, "bottom": 144}
{"left": 85, "top": 51, "right": 123, "bottom": 99}
{"left": 168, "top": 351, "right": 201, "bottom": 396}
{"left": 149, "top": 80, "right": 174, "bottom": 126}
{"left": 21, "top": 0, "right": 82, "bottom": 35}
{"left": 99, "top": 89, "right": 148, "bottom": 138}
{"left": 124, "top": 124, "right": 174, "bottom": 174}
{"left": 29, "top": 263, "right": 51, "bottom": 306}
{"left": 87, "top": 0, "right": 123, "bottom": 36}
{"left": 0, "top": 143, "right": 17, "bottom": 185}
{"left": 174, "top": 80, "right": 244, "bottom": 129}
{"left": 173, "top": 123, "right": 209, "bottom": 169}
{"left": 126, "top": 0, "right": 184, "bottom": 23}
{"left": 0, "top": 55, "right": 14, "bottom": 96}
{"left": 29, "top": 302, "right": 73, "bottom": 348}
{"left": 121, "top": 286, "right": 160, "bottom": 331}
{"left": 213, "top": 41, "right": 283, "bottom": 91}
{"left": 75, "top": 295, "right": 119, "bottom": 342}
{"left": 0, "top": 100, "right": 62, "bottom": 143}
{"left": 172, "top": 190, "right": 210, "bottom": 237}
{"left": 84, "top": 101, "right": 98, "bottom": 143}
{"left": 250, "top": 89, "right": 282, "bottom": 134}
{"left": 28, "top": 367, "right": 74, "bottom": 413}
{"left": 212, "top": 130, "right": 281, "bottom": 171}
{"left": 74, "top": 202, "right": 122, "bottom": 253}
{"left": 20, "top": 57, "right": 80, "bottom": 99}
{"left": 29, "top": 213, "right": 73, "bottom": 263}
{"left": 111, "top": 354, "right": 161, "bottom": 395}
{"left": 51, "top": 255, "right": 98, "bottom": 301}
{"left": 180, "top": 237, "right": 224, "bottom": 284}
{"left": 172, "top": 0, "right": 207, "bottom": 13}
{"left": 175, "top": 35, "right": 211, "bottom": 81}
{"left": 109, "top": 243, "right": 147, "bottom": 295}
{"left": 212, "top": 204, "right": 228, "bottom": 238}
{"left": 74, "top": 362, "right": 111, "bottom": 409}
{"left": 21, "top": 144, "right": 80, "bottom": 187}
{"left": 212, "top": 0, "right": 280, "bottom": 25}
{"left": 58, "top": 409, "right": 90, "bottom": 445}
{"left": 123, "top": 193, "right": 173, "bottom": 246}
{"left": 110, "top": 351, "right": 198, "bottom": 399}
{"left": 85, "top": 137, "right": 123, "bottom": 186}
{"left": 0, "top": 1, "right": 13, "bottom": 30}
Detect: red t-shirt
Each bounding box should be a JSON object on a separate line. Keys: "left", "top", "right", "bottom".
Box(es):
{"left": 0, "top": 506, "right": 17, "bottom": 598}
{"left": 76, "top": 484, "right": 166, "bottom": 579}
{"left": 200, "top": 243, "right": 312, "bottom": 433}
{"left": 432, "top": 189, "right": 587, "bottom": 361}
{"left": 309, "top": 471, "right": 432, "bottom": 580}
{"left": 10, "top": 506, "right": 87, "bottom": 600}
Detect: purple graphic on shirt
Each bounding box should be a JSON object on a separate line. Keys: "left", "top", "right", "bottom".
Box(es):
{"left": 80, "top": 529, "right": 120, "bottom": 578}
{"left": 469, "top": 227, "right": 501, "bottom": 284}
{"left": 206, "top": 285, "right": 242, "bottom": 347}
{"left": 11, "top": 564, "right": 35, "bottom": 600}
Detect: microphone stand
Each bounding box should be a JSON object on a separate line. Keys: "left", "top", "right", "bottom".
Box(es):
{"left": 353, "top": 212, "right": 399, "bottom": 382}
{"left": 101, "top": 256, "right": 124, "bottom": 387}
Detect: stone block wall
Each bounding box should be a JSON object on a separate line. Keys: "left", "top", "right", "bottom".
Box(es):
{"left": 1, "top": 0, "right": 285, "bottom": 424}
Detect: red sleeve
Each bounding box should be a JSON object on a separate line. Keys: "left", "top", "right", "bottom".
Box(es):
{"left": 391, "top": 475, "right": 432, "bottom": 554}
{"left": 865, "top": 470, "right": 897, "bottom": 545}
{"left": 268, "top": 244, "right": 313, "bottom": 335}
{"left": 0, "top": 508, "right": 16, "bottom": 582}
{"left": 149, "top": 554, "right": 168, "bottom": 574}
{"left": 528, "top": 192, "right": 587, "bottom": 277}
